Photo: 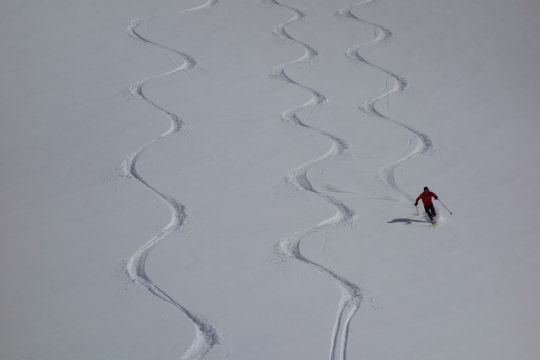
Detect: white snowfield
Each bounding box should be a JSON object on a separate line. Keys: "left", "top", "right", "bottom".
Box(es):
{"left": 1, "top": 0, "right": 540, "bottom": 359}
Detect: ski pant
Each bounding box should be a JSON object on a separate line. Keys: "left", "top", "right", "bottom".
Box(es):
{"left": 424, "top": 204, "right": 437, "bottom": 220}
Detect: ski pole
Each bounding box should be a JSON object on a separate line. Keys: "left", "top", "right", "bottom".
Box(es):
{"left": 438, "top": 199, "right": 452, "bottom": 214}
{"left": 415, "top": 204, "right": 419, "bottom": 216}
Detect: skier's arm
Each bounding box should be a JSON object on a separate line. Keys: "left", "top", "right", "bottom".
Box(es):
{"left": 431, "top": 192, "right": 438, "bottom": 200}
{"left": 415, "top": 194, "right": 422, "bottom": 205}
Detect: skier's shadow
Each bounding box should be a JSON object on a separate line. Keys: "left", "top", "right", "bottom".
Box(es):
{"left": 387, "top": 217, "right": 431, "bottom": 225}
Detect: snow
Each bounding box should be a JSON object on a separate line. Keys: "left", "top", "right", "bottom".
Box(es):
{"left": 1, "top": 0, "right": 540, "bottom": 359}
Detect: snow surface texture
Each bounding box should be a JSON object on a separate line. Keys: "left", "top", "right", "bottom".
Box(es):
{"left": 1, "top": 0, "right": 540, "bottom": 359}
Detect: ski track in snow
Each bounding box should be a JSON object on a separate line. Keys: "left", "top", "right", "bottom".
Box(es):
{"left": 268, "top": 1, "right": 362, "bottom": 360}
{"left": 337, "top": 0, "right": 435, "bottom": 202}
{"left": 122, "top": 1, "right": 219, "bottom": 359}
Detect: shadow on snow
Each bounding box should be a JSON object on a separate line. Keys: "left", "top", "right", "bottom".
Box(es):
{"left": 387, "top": 218, "right": 431, "bottom": 225}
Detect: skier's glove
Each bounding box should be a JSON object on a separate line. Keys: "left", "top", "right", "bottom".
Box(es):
{"left": 435, "top": 197, "right": 438, "bottom": 200}
{"left": 414, "top": 202, "right": 418, "bottom": 206}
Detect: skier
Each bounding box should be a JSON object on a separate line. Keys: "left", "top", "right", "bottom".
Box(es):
{"left": 415, "top": 187, "right": 438, "bottom": 223}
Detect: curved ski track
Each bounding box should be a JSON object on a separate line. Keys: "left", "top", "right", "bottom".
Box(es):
{"left": 269, "top": 2, "right": 362, "bottom": 360}
{"left": 337, "top": 0, "right": 435, "bottom": 201}
{"left": 122, "top": 1, "right": 219, "bottom": 359}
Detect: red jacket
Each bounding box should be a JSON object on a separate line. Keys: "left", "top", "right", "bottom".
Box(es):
{"left": 416, "top": 191, "right": 438, "bottom": 206}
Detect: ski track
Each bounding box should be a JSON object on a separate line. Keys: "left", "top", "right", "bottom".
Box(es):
{"left": 122, "top": 1, "right": 219, "bottom": 359}
{"left": 268, "top": 1, "right": 362, "bottom": 360}
{"left": 337, "top": 0, "right": 435, "bottom": 202}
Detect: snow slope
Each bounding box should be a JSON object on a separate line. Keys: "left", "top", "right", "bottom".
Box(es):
{"left": 1, "top": 0, "right": 540, "bottom": 359}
